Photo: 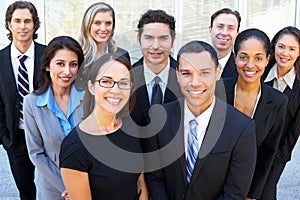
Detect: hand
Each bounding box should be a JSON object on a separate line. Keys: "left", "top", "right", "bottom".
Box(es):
{"left": 61, "top": 190, "right": 70, "bottom": 200}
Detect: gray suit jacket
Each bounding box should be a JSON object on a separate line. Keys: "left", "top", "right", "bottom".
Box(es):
{"left": 24, "top": 90, "right": 83, "bottom": 199}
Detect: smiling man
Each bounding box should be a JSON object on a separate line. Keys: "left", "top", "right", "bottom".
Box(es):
{"left": 145, "top": 41, "right": 257, "bottom": 200}
{"left": 0, "top": 1, "right": 46, "bottom": 199}
{"left": 209, "top": 8, "right": 241, "bottom": 79}
{"left": 130, "top": 9, "right": 182, "bottom": 150}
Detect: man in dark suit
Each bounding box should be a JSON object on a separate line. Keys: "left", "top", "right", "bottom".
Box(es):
{"left": 145, "top": 41, "right": 257, "bottom": 200}
{"left": 130, "top": 9, "right": 182, "bottom": 128}
{"left": 0, "top": 1, "right": 46, "bottom": 199}
{"left": 209, "top": 8, "right": 240, "bottom": 79}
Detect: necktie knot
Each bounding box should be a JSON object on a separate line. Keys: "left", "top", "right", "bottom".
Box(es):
{"left": 19, "top": 55, "right": 28, "bottom": 64}
{"left": 189, "top": 119, "right": 198, "bottom": 139}
{"left": 154, "top": 76, "right": 161, "bottom": 84}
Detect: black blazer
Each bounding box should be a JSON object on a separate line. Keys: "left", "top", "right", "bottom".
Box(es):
{"left": 0, "top": 42, "right": 46, "bottom": 150}
{"left": 145, "top": 98, "right": 257, "bottom": 200}
{"left": 264, "top": 75, "right": 300, "bottom": 163}
{"left": 130, "top": 56, "right": 182, "bottom": 126}
{"left": 219, "top": 78, "right": 288, "bottom": 199}
{"left": 221, "top": 52, "right": 238, "bottom": 79}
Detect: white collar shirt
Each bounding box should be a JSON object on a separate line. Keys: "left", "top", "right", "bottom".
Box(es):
{"left": 264, "top": 63, "right": 296, "bottom": 92}
{"left": 11, "top": 40, "right": 35, "bottom": 92}
{"left": 143, "top": 58, "right": 170, "bottom": 104}
{"left": 184, "top": 97, "right": 215, "bottom": 157}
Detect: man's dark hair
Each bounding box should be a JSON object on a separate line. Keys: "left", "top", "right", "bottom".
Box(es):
{"left": 137, "top": 9, "right": 176, "bottom": 40}
{"left": 177, "top": 40, "right": 219, "bottom": 69}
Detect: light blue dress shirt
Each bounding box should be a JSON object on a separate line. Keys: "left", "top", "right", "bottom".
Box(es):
{"left": 36, "top": 85, "right": 84, "bottom": 135}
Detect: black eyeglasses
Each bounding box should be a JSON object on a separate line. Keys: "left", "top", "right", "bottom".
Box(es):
{"left": 96, "top": 78, "right": 133, "bottom": 90}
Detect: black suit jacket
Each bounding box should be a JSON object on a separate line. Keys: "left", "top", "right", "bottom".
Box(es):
{"left": 130, "top": 56, "right": 182, "bottom": 127}
{"left": 145, "top": 98, "right": 257, "bottom": 200}
{"left": 220, "top": 78, "right": 288, "bottom": 198}
{"left": 0, "top": 42, "right": 46, "bottom": 150}
{"left": 264, "top": 75, "right": 300, "bottom": 163}
{"left": 221, "top": 52, "right": 238, "bottom": 79}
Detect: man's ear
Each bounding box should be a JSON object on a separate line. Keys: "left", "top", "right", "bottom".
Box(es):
{"left": 176, "top": 66, "right": 180, "bottom": 82}
{"left": 216, "top": 64, "right": 221, "bottom": 80}
{"left": 137, "top": 34, "right": 140, "bottom": 44}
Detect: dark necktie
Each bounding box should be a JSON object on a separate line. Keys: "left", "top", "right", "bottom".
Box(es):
{"left": 18, "top": 55, "right": 29, "bottom": 122}
{"left": 151, "top": 76, "right": 163, "bottom": 105}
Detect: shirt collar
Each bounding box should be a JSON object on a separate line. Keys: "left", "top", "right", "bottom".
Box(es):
{"left": 184, "top": 97, "right": 215, "bottom": 130}
{"left": 143, "top": 57, "right": 170, "bottom": 85}
{"left": 36, "top": 85, "right": 84, "bottom": 109}
{"left": 264, "top": 63, "right": 296, "bottom": 89}
{"left": 11, "top": 41, "right": 35, "bottom": 59}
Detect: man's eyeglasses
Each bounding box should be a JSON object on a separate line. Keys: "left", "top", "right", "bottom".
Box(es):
{"left": 96, "top": 78, "right": 133, "bottom": 90}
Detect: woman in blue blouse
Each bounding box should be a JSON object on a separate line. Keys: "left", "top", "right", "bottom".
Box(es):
{"left": 24, "top": 36, "right": 84, "bottom": 199}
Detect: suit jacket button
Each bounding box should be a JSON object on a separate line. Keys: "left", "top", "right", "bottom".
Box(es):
{"left": 182, "top": 193, "right": 186, "bottom": 199}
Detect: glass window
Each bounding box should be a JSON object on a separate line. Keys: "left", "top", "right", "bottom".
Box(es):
{"left": 0, "top": 0, "right": 298, "bottom": 52}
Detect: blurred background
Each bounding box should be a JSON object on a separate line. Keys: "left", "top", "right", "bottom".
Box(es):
{"left": 0, "top": 0, "right": 299, "bottom": 62}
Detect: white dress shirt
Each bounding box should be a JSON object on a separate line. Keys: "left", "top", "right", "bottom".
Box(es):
{"left": 143, "top": 58, "right": 170, "bottom": 104}
{"left": 11, "top": 41, "right": 35, "bottom": 93}
{"left": 184, "top": 97, "right": 215, "bottom": 157}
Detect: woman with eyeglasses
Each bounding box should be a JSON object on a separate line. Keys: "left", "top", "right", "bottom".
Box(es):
{"left": 59, "top": 53, "right": 148, "bottom": 200}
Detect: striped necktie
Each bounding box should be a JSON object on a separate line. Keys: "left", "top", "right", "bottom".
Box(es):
{"left": 17, "top": 55, "right": 29, "bottom": 122}
{"left": 186, "top": 119, "right": 199, "bottom": 184}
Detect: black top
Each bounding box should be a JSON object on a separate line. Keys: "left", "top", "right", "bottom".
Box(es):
{"left": 59, "top": 119, "right": 143, "bottom": 200}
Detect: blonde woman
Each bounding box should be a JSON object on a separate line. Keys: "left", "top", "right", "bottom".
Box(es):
{"left": 76, "top": 2, "right": 130, "bottom": 89}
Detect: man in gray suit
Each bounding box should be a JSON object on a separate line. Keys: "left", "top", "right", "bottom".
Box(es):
{"left": 0, "top": 1, "right": 46, "bottom": 199}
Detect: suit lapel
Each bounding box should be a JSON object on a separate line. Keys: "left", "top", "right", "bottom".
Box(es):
{"left": 169, "top": 99, "right": 188, "bottom": 189}
{"left": 253, "top": 83, "right": 277, "bottom": 143}
{"left": 165, "top": 57, "right": 181, "bottom": 102}
{"left": 189, "top": 98, "right": 227, "bottom": 186}
{"left": 33, "top": 43, "right": 45, "bottom": 89}
{"left": 223, "top": 78, "right": 237, "bottom": 106}
{"left": 221, "top": 52, "right": 237, "bottom": 79}
{"left": 133, "top": 58, "right": 151, "bottom": 111}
